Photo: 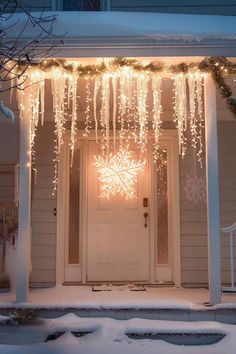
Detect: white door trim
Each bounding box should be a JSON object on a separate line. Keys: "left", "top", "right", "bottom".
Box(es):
{"left": 170, "top": 132, "right": 181, "bottom": 287}
{"left": 56, "top": 142, "right": 67, "bottom": 285}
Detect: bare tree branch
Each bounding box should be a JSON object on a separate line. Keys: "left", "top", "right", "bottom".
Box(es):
{"left": 0, "top": 0, "right": 63, "bottom": 93}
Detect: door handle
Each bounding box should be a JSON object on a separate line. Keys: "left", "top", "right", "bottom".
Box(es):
{"left": 144, "top": 212, "right": 148, "bottom": 228}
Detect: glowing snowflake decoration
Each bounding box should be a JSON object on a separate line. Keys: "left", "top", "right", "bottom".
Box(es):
{"left": 94, "top": 148, "right": 146, "bottom": 199}
{"left": 184, "top": 175, "right": 206, "bottom": 203}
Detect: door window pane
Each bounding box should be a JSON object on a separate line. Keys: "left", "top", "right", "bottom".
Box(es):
{"left": 156, "top": 149, "right": 169, "bottom": 265}
{"left": 63, "top": 0, "right": 100, "bottom": 11}
{"left": 68, "top": 149, "right": 80, "bottom": 264}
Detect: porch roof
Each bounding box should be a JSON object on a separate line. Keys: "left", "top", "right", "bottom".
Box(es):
{"left": 5, "top": 11, "right": 236, "bottom": 57}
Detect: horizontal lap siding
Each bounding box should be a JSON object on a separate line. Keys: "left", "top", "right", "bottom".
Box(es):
{"left": 30, "top": 122, "right": 57, "bottom": 287}
{"left": 180, "top": 119, "right": 236, "bottom": 287}
{"left": 111, "top": 0, "right": 236, "bottom": 15}
{"left": 218, "top": 121, "right": 236, "bottom": 286}
{"left": 0, "top": 120, "right": 18, "bottom": 204}
{"left": 179, "top": 141, "right": 208, "bottom": 286}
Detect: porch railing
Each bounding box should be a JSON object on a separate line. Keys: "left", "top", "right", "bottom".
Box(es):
{"left": 221, "top": 222, "right": 236, "bottom": 292}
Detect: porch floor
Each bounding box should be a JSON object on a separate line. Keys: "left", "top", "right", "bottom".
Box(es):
{"left": 0, "top": 285, "right": 236, "bottom": 308}
{"left": 1, "top": 286, "right": 236, "bottom": 323}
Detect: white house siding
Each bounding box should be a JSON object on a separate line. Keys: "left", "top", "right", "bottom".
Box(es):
{"left": 179, "top": 148, "right": 208, "bottom": 287}
{"left": 30, "top": 122, "right": 57, "bottom": 287}
{"left": 17, "top": 0, "right": 236, "bottom": 15}
{"left": 110, "top": 0, "right": 236, "bottom": 15}
{"left": 218, "top": 120, "right": 236, "bottom": 285}
{"left": 180, "top": 88, "right": 236, "bottom": 287}
{"left": 0, "top": 117, "right": 19, "bottom": 205}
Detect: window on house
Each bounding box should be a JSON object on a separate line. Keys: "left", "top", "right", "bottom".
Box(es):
{"left": 156, "top": 149, "right": 169, "bottom": 265}
{"left": 63, "top": 0, "right": 100, "bottom": 11}
{"left": 68, "top": 149, "right": 80, "bottom": 264}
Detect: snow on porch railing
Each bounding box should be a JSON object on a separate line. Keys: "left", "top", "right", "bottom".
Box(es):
{"left": 221, "top": 222, "right": 236, "bottom": 292}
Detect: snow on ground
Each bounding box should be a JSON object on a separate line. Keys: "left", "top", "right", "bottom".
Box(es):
{"left": 0, "top": 315, "right": 12, "bottom": 324}
{"left": 1, "top": 285, "right": 236, "bottom": 309}
{"left": 45, "top": 313, "right": 226, "bottom": 335}
{"left": 1, "top": 287, "right": 236, "bottom": 353}
{"left": 0, "top": 314, "right": 236, "bottom": 354}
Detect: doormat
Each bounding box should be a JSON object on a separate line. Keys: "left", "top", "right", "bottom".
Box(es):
{"left": 92, "top": 284, "right": 113, "bottom": 292}
{"left": 92, "top": 284, "right": 146, "bottom": 292}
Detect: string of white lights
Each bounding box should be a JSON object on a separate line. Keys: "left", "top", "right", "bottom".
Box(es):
{"left": 152, "top": 74, "right": 163, "bottom": 162}
{"left": 17, "top": 66, "right": 205, "bottom": 195}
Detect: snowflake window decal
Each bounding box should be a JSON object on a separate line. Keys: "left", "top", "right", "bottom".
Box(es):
{"left": 94, "top": 148, "right": 146, "bottom": 199}
{"left": 184, "top": 174, "right": 206, "bottom": 203}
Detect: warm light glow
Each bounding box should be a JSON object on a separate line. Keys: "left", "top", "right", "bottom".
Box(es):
{"left": 16, "top": 59, "right": 206, "bottom": 193}
{"left": 94, "top": 148, "right": 146, "bottom": 199}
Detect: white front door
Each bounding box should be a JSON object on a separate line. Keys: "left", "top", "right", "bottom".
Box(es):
{"left": 87, "top": 141, "right": 150, "bottom": 282}
{"left": 60, "top": 135, "right": 180, "bottom": 285}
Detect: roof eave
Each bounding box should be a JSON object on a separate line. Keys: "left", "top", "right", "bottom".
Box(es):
{"left": 30, "top": 36, "right": 236, "bottom": 58}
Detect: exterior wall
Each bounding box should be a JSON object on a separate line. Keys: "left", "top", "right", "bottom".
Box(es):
{"left": 0, "top": 97, "right": 56, "bottom": 287}
{"left": 0, "top": 118, "right": 19, "bottom": 204}
{"left": 30, "top": 122, "right": 57, "bottom": 287}
{"left": 218, "top": 120, "right": 236, "bottom": 285}
{"left": 19, "top": 0, "right": 236, "bottom": 15}
{"left": 19, "top": 0, "right": 52, "bottom": 11}
{"left": 180, "top": 91, "right": 236, "bottom": 287}
{"left": 110, "top": 0, "right": 236, "bottom": 15}
{"left": 179, "top": 147, "right": 208, "bottom": 287}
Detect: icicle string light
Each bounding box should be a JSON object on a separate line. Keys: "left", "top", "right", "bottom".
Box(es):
{"left": 196, "top": 73, "right": 204, "bottom": 167}
{"left": 84, "top": 79, "right": 92, "bottom": 137}
{"left": 93, "top": 77, "right": 100, "bottom": 142}
{"left": 16, "top": 56, "right": 236, "bottom": 118}
{"left": 111, "top": 75, "right": 118, "bottom": 149}
{"left": 16, "top": 60, "right": 208, "bottom": 194}
{"left": 136, "top": 73, "right": 149, "bottom": 153}
{"left": 152, "top": 74, "right": 163, "bottom": 162}
{"left": 51, "top": 68, "right": 67, "bottom": 193}
{"left": 173, "top": 73, "right": 188, "bottom": 158}
{"left": 188, "top": 74, "right": 197, "bottom": 149}
{"left": 69, "top": 75, "right": 78, "bottom": 167}
{"left": 101, "top": 74, "right": 110, "bottom": 153}
{"left": 51, "top": 68, "right": 67, "bottom": 153}
{"left": 17, "top": 70, "right": 45, "bottom": 176}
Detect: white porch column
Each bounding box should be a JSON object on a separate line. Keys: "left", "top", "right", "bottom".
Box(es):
{"left": 16, "top": 98, "right": 31, "bottom": 303}
{"left": 204, "top": 74, "right": 221, "bottom": 305}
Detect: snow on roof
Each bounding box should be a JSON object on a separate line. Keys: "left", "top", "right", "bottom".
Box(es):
{"left": 4, "top": 11, "right": 236, "bottom": 41}
{"left": 3, "top": 11, "right": 236, "bottom": 57}
{"left": 55, "top": 11, "right": 236, "bottom": 41}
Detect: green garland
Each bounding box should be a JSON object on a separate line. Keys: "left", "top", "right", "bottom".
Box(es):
{"left": 16, "top": 56, "right": 236, "bottom": 118}
{"left": 199, "top": 57, "right": 236, "bottom": 116}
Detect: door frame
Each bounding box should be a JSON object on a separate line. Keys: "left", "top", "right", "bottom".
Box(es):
{"left": 56, "top": 130, "right": 181, "bottom": 286}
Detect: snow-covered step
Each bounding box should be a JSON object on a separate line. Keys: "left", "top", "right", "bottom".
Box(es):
{"left": 1, "top": 305, "right": 236, "bottom": 324}
{"left": 126, "top": 332, "right": 225, "bottom": 345}
{"left": 0, "top": 315, "right": 229, "bottom": 347}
